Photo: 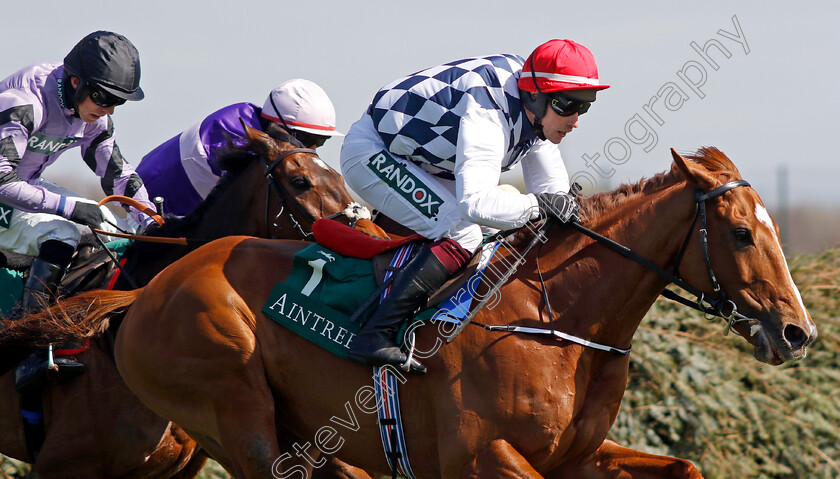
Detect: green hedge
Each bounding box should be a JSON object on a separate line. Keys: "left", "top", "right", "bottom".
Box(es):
{"left": 612, "top": 247, "right": 840, "bottom": 478}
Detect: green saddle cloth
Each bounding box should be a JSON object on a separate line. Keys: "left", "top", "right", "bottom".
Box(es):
{"left": 0, "top": 268, "right": 23, "bottom": 314}
{"left": 262, "top": 244, "right": 379, "bottom": 359}
{"left": 262, "top": 241, "right": 493, "bottom": 359}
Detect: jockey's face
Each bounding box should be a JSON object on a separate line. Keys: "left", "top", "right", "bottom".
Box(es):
{"left": 539, "top": 105, "right": 580, "bottom": 144}
{"left": 70, "top": 77, "right": 117, "bottom": 123}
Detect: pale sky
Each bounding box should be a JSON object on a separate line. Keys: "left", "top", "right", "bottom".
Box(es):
{"left": 5, "top": 0, "right": 839, "bottom": 209}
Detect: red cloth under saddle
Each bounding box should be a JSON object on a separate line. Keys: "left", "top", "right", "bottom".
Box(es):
{"left": 54, "top": 341, "right": 90, "bottom": 357}
{"left": 312, "top": 219, "right": 422, "bottom": 259}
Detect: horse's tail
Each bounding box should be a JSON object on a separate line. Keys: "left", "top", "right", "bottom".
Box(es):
{"left": 0, "top": 289, "right": 142, "bottom": 347}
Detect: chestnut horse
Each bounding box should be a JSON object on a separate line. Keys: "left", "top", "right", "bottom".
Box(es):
{"left": 0, "top": 125, "right": 369, "bottom": 478}
{"left": 9, "top": 147, "right": 816, "bottom": 478}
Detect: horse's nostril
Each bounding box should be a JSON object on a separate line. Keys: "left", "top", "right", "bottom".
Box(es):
{"left": 783, "top": 324, "right": 808, "bottom": 350}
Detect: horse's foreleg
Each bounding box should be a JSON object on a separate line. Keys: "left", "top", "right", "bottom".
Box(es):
{"left": 460, "top": 439, "right": 544, "bottom": 478}
{"left": 547, "top": 439, "right": 704, "bottom": 479}
{"left": 211, "top": 381, "right": 287, "bottom": 479}
{"left": 272, "top": 425, "right": 373, "bottom": 479}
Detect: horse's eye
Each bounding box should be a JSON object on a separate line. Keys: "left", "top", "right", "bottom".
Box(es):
{"left": 290, "top": 176, "right": 311, "bottom": 190}
{"left": 733, "top": 227, "right": 753, "bottom": 245}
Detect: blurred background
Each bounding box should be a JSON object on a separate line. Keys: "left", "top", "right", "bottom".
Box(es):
{"left": 4, "top": 1, "right": 837, "bottom": 253}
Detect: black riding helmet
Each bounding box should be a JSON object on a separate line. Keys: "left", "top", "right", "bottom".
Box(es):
{"left": 63, "top": 31, "right": 144, "bottom": 110}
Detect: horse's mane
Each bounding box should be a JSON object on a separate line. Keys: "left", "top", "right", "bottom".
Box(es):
{"left": 579, "top": 146, "right": 738, "bottom": 220}
{"left": 142, "top": 161, "right": 249, "bottom": 239}
{"left": 143, "top": 122, "right": 305, "bottom": 239}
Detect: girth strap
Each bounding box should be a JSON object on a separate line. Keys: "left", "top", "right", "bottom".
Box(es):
{"left": 373, "top": 366, "right": 417, "bottom": 479}
{"left": 19, "top": 386, "right": 45, "bottom": 460}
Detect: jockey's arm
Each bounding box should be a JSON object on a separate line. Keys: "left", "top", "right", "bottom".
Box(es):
{"left": 80, "top": 117, "right": 156, "bottom": 227}
{"left": 455, "top": 109, "right": 539, "bottom": 230}
{"left": 520, "top": 140, "right": 571, "bottom": 195}
{"left": 0, "top": 102, "right": 80, "bottom": 218}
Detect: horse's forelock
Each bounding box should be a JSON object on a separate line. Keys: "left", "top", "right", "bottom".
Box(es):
{"left": 684, "top": 146, "right": 742, "bottom": 177}
{"left": 263, "top": 121, "right": 305, "bottom": 149}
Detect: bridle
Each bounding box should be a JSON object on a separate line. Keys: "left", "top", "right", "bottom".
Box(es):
{"left": 666, "top": 180, "right": 754, "bottom": 329}
{"left": 262, "top": 147, "right": 319, "bottom": 240}
{"left": 570, "top": 179, "right": 758, "bottom": 338}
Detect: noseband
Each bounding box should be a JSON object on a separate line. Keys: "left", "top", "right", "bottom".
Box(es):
{"left": 262, "top": 148, "right": 319, "bottom": 240}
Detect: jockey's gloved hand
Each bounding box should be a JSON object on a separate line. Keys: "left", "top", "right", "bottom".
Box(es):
{"left": 139, "top": 219, "right": 162, "bottom": 236}
{"left": 536, "top": 192, "right": 580, "bottom": 224}
{"left": 68, "top": 202, "right": 105, "bottom": 228}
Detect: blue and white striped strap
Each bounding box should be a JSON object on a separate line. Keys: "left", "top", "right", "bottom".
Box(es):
{"left": 372, "top": 243, "right": 417, "bottom": 478}
{"left": 373, "top": 365, "right": 417, "bottom": 479}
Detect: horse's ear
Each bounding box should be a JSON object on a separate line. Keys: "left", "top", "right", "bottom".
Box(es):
{"left": 240, "top": 118, "right": 278, "bottom": 159}
{"left": 671, "top": 148, "right": 717, "bottom": 191}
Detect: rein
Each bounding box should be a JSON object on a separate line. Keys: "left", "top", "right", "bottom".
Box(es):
{"left": 460, "top": 220, "right": 632, "bottom": 355}
{"left": 263, "top": 147, "right": 318, "bottom": 240}
{"left": 98, "top": 195, "right": 165, "bottom": 225}
{"left": 89, "top": 148, "right": 321, "bottom": 247}
{"left": 89, "top": 229, "right": 211, "bottom": 246}
{"left": 86, "top": 146, "right": 321, "bottom": 287}
{"left": 568, "top": 179, "right": 756, "bottom": 338}
{"left": 90, "top": 196, "right": 212, "bottom": 245}
{"left": 452, "top": 180, "right": 756, "bottom": 355}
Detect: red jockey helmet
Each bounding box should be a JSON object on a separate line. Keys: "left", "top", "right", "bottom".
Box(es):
{"left": 518, "top": 39, "right": 609, "bottom": 94}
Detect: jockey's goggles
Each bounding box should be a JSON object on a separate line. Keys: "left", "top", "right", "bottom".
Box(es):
{"left": 88, "top": 85, "right": 127, "bottom": 108}
{"left": 291, "top": 130, "right": 329, "bottom": 149}
{"left": 549, "top": 94, "right": 591, "bottom": 117}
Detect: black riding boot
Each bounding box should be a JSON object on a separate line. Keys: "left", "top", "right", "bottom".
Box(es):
{"left": 11, "top": 240, "right": 74, "bottom": 317}
{"left": 6, "top": 257, "right": 66, "bottom": 322}
{"left": 348, "top": 244, "right": 453, "bottom": 374}
{"left": 19, "top": 258, "right": 65, "bottom": 313}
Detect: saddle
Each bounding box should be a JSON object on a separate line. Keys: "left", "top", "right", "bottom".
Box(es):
{"left": 263, "top": 221, "right": 497, "bottom": 362}
{"left": 312, "top": 219, "right": 484, "bottom": 315}
{"left": 0, "top": 247, "right": 33, "bottom": 271}
{"left": 59, "top": 243, "right": 122, "bottom": 296}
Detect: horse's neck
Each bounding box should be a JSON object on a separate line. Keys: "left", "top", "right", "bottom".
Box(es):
{"left": 188, "top": 165, "right": 266, "bottom": 239}
{"left": 125, "top": 166, "right": 266, "bottom": 287}
{"left": 542, "top": 183, "right": 695, "bottom": 349}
